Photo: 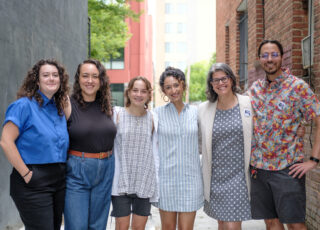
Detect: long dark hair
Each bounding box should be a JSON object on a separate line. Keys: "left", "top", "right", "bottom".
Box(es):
{"left": 206, "top": 63, "right": 239, "bottom": 103}
{"left": 72, "top": 59, "right": 113, "bottom": 117}
{"left": 17, "top": 59, "right": 69, "bottom": 116}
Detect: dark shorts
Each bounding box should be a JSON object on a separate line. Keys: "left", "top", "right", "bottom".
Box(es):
{"left": 250, "top": 165, "right": 306, "bottom": 224}
{"left": 111, "top": 194, "right": 151, "bottom": 217}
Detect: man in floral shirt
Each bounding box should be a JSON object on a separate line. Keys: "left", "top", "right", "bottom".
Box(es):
{"left": 248, "top": 40, "right": 320, "bottom": 230}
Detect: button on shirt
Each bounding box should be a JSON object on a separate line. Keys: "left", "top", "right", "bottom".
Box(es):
{"left": 249, "top": 69, "right": 320, "bottom": 170}
{"left": 3, "top": 91, "right": 69, "bottom": 164}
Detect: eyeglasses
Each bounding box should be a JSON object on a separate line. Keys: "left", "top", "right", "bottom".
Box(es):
{"left": 210, "top": 76, "right": 230, "bottom": 85}
{"left": 259, "top": 52, "right": 280, "bottom": 59}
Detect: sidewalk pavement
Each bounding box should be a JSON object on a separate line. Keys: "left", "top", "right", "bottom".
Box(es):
{"left": 105, "top": 206, "right": 267, "bottom": 230}
{"left": 20, "top": 206, "right": 267, "bottom": 230}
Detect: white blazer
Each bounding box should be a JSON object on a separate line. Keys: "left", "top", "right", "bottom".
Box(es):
{"left": 198, "top": 94, "right": 253, "bottom": 202}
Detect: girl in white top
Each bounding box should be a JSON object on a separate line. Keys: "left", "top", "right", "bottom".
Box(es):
{"left": 111, "top": 76, "right": 159, "bottom": 230}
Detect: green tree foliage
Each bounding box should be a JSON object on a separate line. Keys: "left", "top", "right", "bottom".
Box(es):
{"left": 188, "top": 52, "right": 216, "bottom": 102}
{"left": 88, "top": 0, "right": 143, "bottom": 60}
{"left": 209, "top": 52, "right": 216, "bottom": 66}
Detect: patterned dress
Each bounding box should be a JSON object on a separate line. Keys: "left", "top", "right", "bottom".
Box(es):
{"left": 204, "top": 104, "right": 251, "bottom": 221}
{"left": 153, "top": 103, "right": 203, "bottom": 212}
{"left": 115, "top": 108, "right": 157, "bottom": 198}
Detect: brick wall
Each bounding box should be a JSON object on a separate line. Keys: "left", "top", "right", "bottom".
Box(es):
{"left": 216, "top": 0, "right": 320, "bottom": 228}
{"left": 305, "top": 1, "right": 320, "bottom": 229}
{"left": 216, "top": 0, "right": 242, "bottom": 73}
{"left": 247, "top": 0, "right": 264, "bottom": 83}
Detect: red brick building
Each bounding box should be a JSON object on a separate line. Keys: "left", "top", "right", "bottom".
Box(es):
{"left": 107, "top": 1, "right": 153, "bottom": 106}
{"left": 216, "top": 0, "right": 319, "bottom": 229}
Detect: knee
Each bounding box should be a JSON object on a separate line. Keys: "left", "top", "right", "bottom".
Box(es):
{"left": 286, "top": 223, "right": 306, "bottom": 230}
{"left": 131, "top": 223, "right": 144, "bottom": 230}
{"left": 264, "top": 219, "right": 284, "bottom": 230}
{"left": 162, "top": 223, "right": 176, "bottom": 230}
{"left": 223, "top": 222, "right": 241, "bottom": 230}
{"left": 116, "top": 218, "right": 130, "bottom": 230}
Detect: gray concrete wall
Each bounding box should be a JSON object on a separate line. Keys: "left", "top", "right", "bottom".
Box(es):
{"left": 0, "top": 1, "right": 88, "bottom": 229}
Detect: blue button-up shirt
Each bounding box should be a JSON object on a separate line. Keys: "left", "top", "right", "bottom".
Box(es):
{"left": 3, "top": 91, "right": 69, "bottom": 164}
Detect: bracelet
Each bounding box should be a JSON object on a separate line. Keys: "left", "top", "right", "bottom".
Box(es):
{"left": 310, "top": 156, "right": 320, "bottom": 164}
{"left": 23, "top": 170, "right": 31, "bottom": 178}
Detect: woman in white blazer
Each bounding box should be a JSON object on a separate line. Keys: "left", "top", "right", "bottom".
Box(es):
{"left": 198, "top": 63, "right": 253, "bottom": 230}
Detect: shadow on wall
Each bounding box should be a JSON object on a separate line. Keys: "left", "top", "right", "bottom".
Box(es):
{"left": 0, "top": 0, "right": 88, "bottom": 229}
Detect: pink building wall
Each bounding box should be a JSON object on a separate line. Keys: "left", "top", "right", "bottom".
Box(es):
{"left": 107, "top": 1, "right": 153, "bottom": 85}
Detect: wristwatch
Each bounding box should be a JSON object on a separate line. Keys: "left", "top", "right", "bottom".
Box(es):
{"left": 310, "top": 156, "right": 320, "bottom": 164}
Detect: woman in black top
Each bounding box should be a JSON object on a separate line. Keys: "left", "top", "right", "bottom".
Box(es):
{"left": 63, "top": 59, "right": 117, "bottom": 230}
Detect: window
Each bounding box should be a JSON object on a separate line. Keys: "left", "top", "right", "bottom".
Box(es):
{"left": 239, "top": 13, "right": 248, "bottom": 89}
{"left": 177, "top": 23, "right": 186, "bottom": 34}
{"left": 165, "top": 42, "right": 174, "bottom": 53}
{"left": 110, "top": 84, "right": 124, "bottom": 106}
{"left": 165, "top": 3, "right": 173, "bottom": 14}
{"left": 105, "top": 48, "right": 124, "bottom": 70}
{"left": 165, "top": 23, "right": 174, "bottom": 33}
{"left": 177, "top": 3, "right": 187, "bottom": 14}
{"left": 176, "top": 42, "right": 187, "bottom": 53}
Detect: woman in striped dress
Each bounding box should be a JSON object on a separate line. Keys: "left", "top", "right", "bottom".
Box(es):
{"left": 153, "top": 67, "right": 203, "bottom": 230}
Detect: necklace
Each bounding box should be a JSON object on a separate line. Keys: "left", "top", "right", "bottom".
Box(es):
{"left": 217, "top": 95, "right": 238, "bottom": 110}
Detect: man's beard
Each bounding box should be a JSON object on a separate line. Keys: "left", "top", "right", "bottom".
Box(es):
{"left": 263, "top": 62, "right": 281, "bottom": 76}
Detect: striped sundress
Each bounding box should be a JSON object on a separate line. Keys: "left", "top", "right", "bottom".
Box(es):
{"left": 153, "top": 103, "right": 203, "bottom": 211}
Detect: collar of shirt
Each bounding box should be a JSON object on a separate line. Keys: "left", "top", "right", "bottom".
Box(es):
{"left": 166, "top": 102, "right": 189, "bottom": 111}
{"left": 262, "top": 68, "right": 290, "bottom": 89}
{"left": 37, "top": 90, "right": 55, "bottom": 106}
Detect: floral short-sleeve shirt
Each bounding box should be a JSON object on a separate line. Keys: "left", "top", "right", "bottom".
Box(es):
{"left": 249, "top": 69, "right": 320, "bottom": 170}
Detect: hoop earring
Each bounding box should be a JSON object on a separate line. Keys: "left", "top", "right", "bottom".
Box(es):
{"left": 163, "top": 95, "right": 169, "bottom": 102}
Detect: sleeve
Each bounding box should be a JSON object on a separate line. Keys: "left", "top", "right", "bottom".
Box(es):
{"left": 296, "top": 81, "right": 320, "bottom": 121}
{"left": 3, "top": 98, "right": 30, "bottom": 133}
{"left": 152, "top": 106, "right": 160, "bottom": 115}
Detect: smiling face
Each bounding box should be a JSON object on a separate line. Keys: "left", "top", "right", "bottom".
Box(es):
{"left": 163, "top": 76, "right": 184, "bottom": 103}
{"left": 127, "top": 79, "right": 150, "bottom": 108}
{"left": 79, "top": 63, "right": 100, "bottom": 102}
{"left": 210, "top": 70, "right": 233, "bottom": 97}
{"left": 38, "top": 64, "right": 60, "bottom": 99}
{"left": 259, "top": 43, "right": 283, "bottom": 78}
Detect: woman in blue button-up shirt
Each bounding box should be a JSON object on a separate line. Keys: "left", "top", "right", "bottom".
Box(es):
{"left": 0, "top": 59, "right": 70, "bottom": 230}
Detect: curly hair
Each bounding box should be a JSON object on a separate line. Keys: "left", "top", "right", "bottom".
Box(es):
{"left": 17, "top": 59, "right": 69, "bottom": 116}
{"left": 206, "top": 63, "right": 239, "bottom": 103}
{"left": 124, "top": 76, "right": 152, "bottom": 109}
{"left": 72, "top": 59, "right": 113, "bottom": 117}
{"left": 159, "top": 66, "right": 186, "bottom": 93}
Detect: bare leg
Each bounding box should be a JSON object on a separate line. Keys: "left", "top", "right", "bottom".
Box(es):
{"left": 115, "top": 215, "right": 131, "bottom": 230}
{"left": 264, "top": 218, "right": 285, "bottom": 230}
{"left": 223, "top": 221, "right": 242, "bottom": 230}
{"left": 160, "top": 210, "right": 177, "bottom": 230}
{"left": 131, "top": 214, "right": 148, "bottom": 230}
{"left": 177, "top": 211, "right": 196, "bottom": 230}
{"left": 217, "top": 220, "right": 224, "bottom": 230}
{"left": 286, "top": 223, "right": 307, "bottom": 230}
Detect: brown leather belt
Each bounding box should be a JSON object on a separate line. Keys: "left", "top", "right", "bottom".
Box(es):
{"left": 68, "top": 149, "right": 112, "bottom": 159}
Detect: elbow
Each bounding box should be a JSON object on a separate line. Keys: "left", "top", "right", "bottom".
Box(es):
{"left": 0, "top": 137, "right": 10, "bottom": 152}
{"left": 0, "top": 138, "right": 6, "bottom": 151}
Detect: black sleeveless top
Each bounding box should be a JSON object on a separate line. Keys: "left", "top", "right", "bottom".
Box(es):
{"left": 67, "top": 97, "right": 117, "bottom": 153}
